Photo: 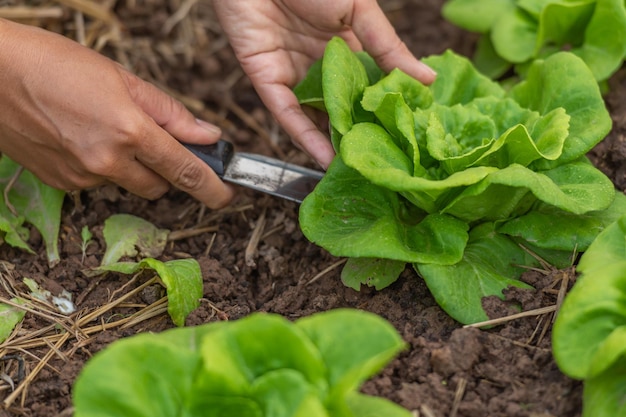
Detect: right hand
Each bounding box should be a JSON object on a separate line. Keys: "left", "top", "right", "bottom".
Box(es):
{"left": 0, "top": 18, "right": 234, "bottom": 209}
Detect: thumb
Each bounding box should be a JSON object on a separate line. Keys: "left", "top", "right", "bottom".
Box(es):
{"left": 120, "top": 69, "right": 222, "bottom": 144}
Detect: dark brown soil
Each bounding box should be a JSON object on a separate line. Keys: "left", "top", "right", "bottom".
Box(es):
{"left": 0, "top": 1, "right": 624, "bottom": 416}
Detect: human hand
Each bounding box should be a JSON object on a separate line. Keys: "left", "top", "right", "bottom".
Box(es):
{"left": 212, "top": 0, "right": 436, "bottom": 169}
{"left": 0, "top": 18, "right": 234, "bottom": 209}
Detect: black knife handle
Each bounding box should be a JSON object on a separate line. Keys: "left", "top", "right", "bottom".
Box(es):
{"left": 183, "top": 140, "right": 234, "bottom": 177}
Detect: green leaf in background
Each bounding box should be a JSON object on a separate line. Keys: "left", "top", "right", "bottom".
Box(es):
{"left": 423, "top": 50, "right": 504, "bottom": 105}
{"left": 92, "top": 258, "right": 202, "bottom": 327}
{"left": 73, "top": 309, "right": 410, "bottom": 417}
{"left": 572, "top": 0, "right": 626, "bottom": 82}
{"left": 473, "top": 34, "right": 512, "bottom": 78}
{"left": 101, "top": 213, "right": 169, "bottom": 266}
{"left": 0, "top": 156, "right": 65, "bottom": 266}
{"left": 341, "top": 258, "right": 407, "bottom": 291}
{"left": 416, "top": 223, "right": 536, "bottom": 324}
{"left": 442, "top": 0, "right": 626, "bottom": 82}
{"left": 0, "top": 298, "right": 25, "bottom": 343}
{"left": 442, "top": 0, "right": 516, "bottom": 33}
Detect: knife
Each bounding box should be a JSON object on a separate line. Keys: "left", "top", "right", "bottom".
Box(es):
{"left": 184, "top": 140, "right": 324, "bottom": 203}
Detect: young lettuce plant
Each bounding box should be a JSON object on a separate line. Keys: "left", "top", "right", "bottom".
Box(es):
{"left": 72, "top": 309, "right": 411, "bottom": 417}
{"left": 441, "top": 0, "right": 626, "bottom": 81}
{"left": 553, "top": 214, "right": 626, "bottom": 417}
{"left": 295, "top": 37, "right": 625, "bottom": 324}
{"left": 85, "top": 214, "right": 202, "bottom": 327}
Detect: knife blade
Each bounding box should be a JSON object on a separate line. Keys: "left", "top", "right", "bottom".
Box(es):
{"left": 184, "top": 140, "right": 324, "bottom": 203}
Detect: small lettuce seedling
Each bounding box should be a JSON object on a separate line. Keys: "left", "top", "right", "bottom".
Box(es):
{"left": 72, "top": 309, "right": 411, "bottom": 417}
{"left": 86, "top": 214, "right": 202, "bottom": 327}
{"left": 553, "top": 214, "right": 626, "bottom": 417}
{"left": 442, "top": 0, "right": 626, "bottom": 81}
{"left": 295, "top": 37, "right": 625, "bottom": 324}
{"left": 0, "top": 156, "right": 65, "bottom": 267}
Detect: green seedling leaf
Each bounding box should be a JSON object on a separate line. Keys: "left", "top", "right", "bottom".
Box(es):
{"left": 341, "top": 258, "right": 407, "bottom": 291}
{"left": 80, "top": 225, "right": 93, "bottom": 264}
{"left": 0, "top": 298, "right": 25, "bottom": 343}
{"left": 0, "top": 156, "right": 64, "bottom": 266}
{"left": 101, "top": 214, "right": 169, "bottom": 266}
{"left": 73, "top": 309, "right": 410, "bottom": 417}
{"left": 93, "top": 258, "right": 202, "bottom": 327}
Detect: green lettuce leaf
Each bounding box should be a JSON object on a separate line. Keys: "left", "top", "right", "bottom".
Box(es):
{"left": 296, "top": 38, "right": 616, "bottom": 325}
{"left": 416, "top": 223, "right": 536, "bottom": 324}
{"left": 73, "top": 309, "right": 410, "bottom": 417}
{"left": 91, "top": 258, "right": 202, "bottom": 327}
{"left": 442, "top": 0, "right": 626, "bottom": 81}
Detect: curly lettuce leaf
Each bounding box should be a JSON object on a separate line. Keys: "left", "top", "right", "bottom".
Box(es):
{"left": 300, "top": 156, "right": 469, "bottom": 264}
{"left": 510, "top": 52, "right": 611, "bottom": 169}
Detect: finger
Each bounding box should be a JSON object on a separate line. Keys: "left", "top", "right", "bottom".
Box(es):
{"left": 350, "top": 1, "right": 437, "bottom": 84}
{"left": 257, "top": 82, "right": 335, "bottom": 169}
{"left": 108, "top": 159, "right": 171, "bottom": 200}
{"left": 120, "top": 70, "right": 223, "bottom": 144}
{"left": 134, "top": 120, "right": 235, "bottom": 208}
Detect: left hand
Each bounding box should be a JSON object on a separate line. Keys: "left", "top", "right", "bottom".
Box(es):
{"left": 212, "top": 0, "right": 436, "bottom": 169}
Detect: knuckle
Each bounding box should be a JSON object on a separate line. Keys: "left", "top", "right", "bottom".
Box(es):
{"left": 82, "top": 150, "right": 120, "bottom": 177}
{"left": 174, "top": 160, "right": 205, "bottom": 192}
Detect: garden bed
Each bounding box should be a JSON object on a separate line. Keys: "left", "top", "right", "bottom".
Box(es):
{"left": 0, "top": 0, "right": 625, "bottom": 416}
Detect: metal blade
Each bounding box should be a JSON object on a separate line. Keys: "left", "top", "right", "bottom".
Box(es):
{"left": 224, "top": 153, "right": 324, "bottom": 203}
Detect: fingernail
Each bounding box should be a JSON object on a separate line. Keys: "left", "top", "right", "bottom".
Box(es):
{"left": 196, "top": 118, "right": 222, "bottom": 136}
